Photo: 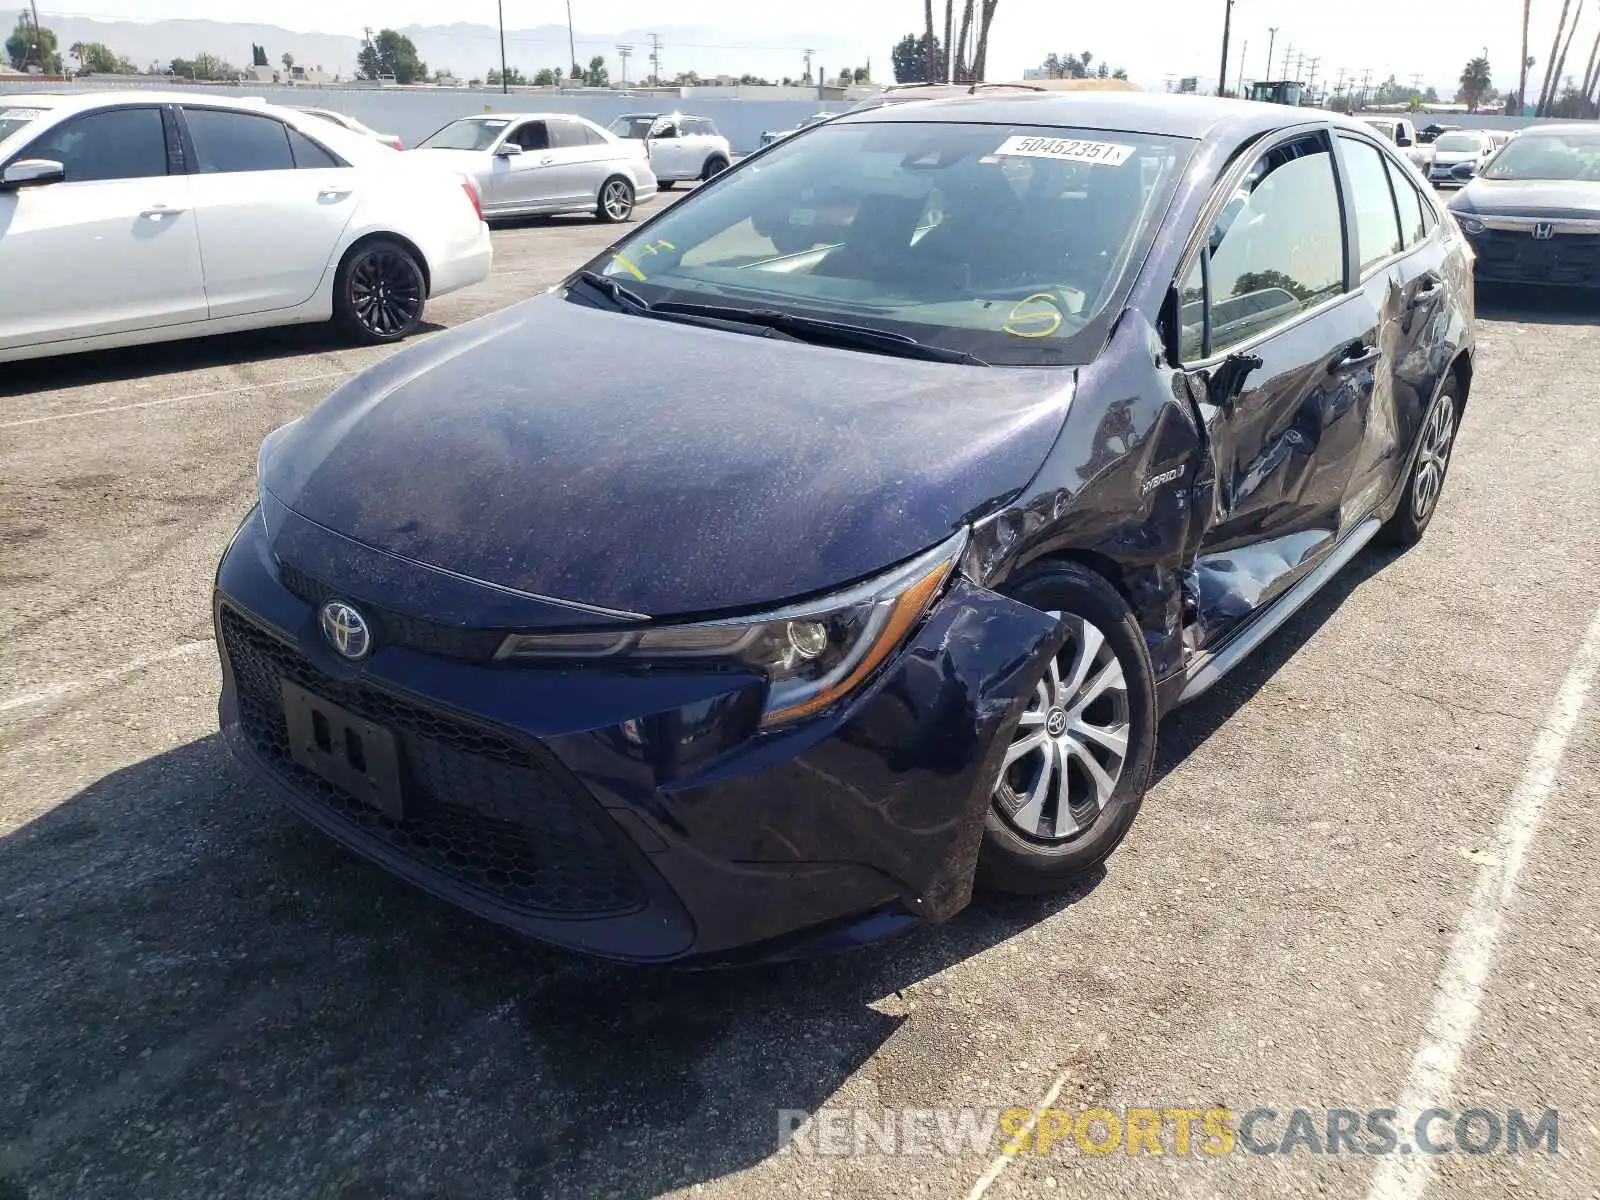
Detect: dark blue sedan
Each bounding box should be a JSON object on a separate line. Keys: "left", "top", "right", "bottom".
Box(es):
{"left": 215, "top": 92, "right": 1475, "bottom": 963}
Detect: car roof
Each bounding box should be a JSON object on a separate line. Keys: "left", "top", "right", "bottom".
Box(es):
{"left": 1506, "top": 122, "right": 1600, "bottom": 136}
{"left": 833, "top": 90, "right": 1367, "bottom": 144}
{"left": 451, "top": 111, "right": 590, "bottom": 122}
{"left": 1, "top": 89, "right": 282, "bottom": 114}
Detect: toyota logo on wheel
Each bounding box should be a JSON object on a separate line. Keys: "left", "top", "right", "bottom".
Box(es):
{"left": 319, "top": 600, "right": 373, "bottom": 660}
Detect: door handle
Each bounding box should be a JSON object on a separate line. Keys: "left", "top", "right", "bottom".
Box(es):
{"left": 538, "top": 156, "right": 553, "bottom": 165}
{"left": 1328, "top": 341, "right": 1381, "bottom": 372}
{"left": 318, "top": 187, "right": 353, "bottom": 201}
{"left": 139, "top": 205, "right": 185, "bottom": 220}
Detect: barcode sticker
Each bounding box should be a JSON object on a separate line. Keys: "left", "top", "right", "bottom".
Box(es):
{"left": 993, "top": 135, "right": 1136, "bottom": 167}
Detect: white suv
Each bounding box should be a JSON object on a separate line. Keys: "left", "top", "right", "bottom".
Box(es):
{"left": 607, "top": 113, "right": 731, "bottom": 188}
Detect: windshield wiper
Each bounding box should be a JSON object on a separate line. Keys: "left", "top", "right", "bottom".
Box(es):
{"left": 650, "top": 301, "right": 989, "bottom": 365}
{"left": 573, "top": 269, "right": 651, "bottom": 312}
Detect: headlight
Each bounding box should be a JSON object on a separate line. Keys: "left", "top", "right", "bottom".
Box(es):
{"left": 497, "top": 531, "right": 966, "bottom": 727}
{"left": 1456, "top": 215, "right": 1486, "bottom": 234}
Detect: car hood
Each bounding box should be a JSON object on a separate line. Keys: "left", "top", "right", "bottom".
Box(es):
{"left": 1431, "top": 149, "right": 1483, "bottom": 165}
{"left": 260, "top": 293, "right": 1075, "bottom": 619}
{"left": 1454, "top": 177, "right": 1600, "bottom": 217}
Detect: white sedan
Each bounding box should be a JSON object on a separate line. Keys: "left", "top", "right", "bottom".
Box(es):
{"left": 0, "top": 92, "right": 492, "bottom": 364}
{"left": 410, "top": 112, "right": 657, "bottom": 222}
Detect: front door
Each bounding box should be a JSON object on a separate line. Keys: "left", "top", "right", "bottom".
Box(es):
{"left": 1177, "top": 129, "right": 1380, "bottom": 646}
{"left": 180, "top": 106, "right": 358, "bottom": 318}
{"left": 0, "top": 105, "right": 207, "bottom": 350}
{"left": 487, "top": 120, "right": 588, "bottom": 211}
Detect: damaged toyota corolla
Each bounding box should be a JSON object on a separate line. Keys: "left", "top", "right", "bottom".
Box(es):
{"left": 215, "top": 93, "right": 1474, "bottom": 963}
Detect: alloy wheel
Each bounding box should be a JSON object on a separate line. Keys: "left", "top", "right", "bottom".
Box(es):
{"left": 994, "top": 612, "right": 1130, "bottom": 842}
{"left": 1412, "top": 390, "right": 1457, "bottom": 523}
{"left": 603, "top": 180, "right": 633, "bottom": 220}
{"left": 349, "top": 250, "right": 423, "bottom": 338}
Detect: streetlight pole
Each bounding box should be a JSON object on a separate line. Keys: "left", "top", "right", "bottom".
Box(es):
{"left": 1264, "top": 25, "right": 1277, "bottom": 91}
{"left": 566, "top": 0, "right": 578, "bottom": 79}
{"left": 1218, "top": 0, "right": 1235, "bottom": 96}
{"left": 496, "top": 0, "right": 508, "bottom": 93}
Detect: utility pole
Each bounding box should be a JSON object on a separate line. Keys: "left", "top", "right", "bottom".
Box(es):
{"left": 1359, "top": 67, "right": 1373, "bottom": 112}
{"left": 1280, "top": 42, "right": 1293, "bottom": 81}
{"left": 1218, "top": 0, "right": 1235, "bottom": 97}
{"left": 803, "top": 47, "right": 815, "bottom": 84}
{"left": 616, "top": 43, "right": 632, "bottom": 87}
{"left": 1264, "top": 26, "right": 1278, "bottom": 82}
{"left": 1237, "top": 38, "right": 1248, "bottom": 97}
{"left": 1305, "top": 56, "right": 1320, "bottom": 100}
{"left": 1293, "top": 51, "right": 1304, "bottom": 81}
{"left": 565, "top": 0, "right": 577, "bottom": 78}
{"left": 647, "top": 32, "right": 662, "bottom": 85}
{"left": 495, "top": 0, "right": 508, "bottom": 93}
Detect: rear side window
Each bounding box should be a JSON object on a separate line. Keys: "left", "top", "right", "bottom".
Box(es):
{"left": 548, "top": 120, "right": 589, "bottom": 149}
{"left": 1340, "top": 136, "right": 1403, "bottom": 272}
{"left": 287, "top": 127, "right": 344, "bottom": 169}
{"left": 185, "top": 109, "right": 294, "bottom": 173}
{"left": 1384, "top": 155, "right": 1431, "bottom": 247}
{"left": 1186, "top": 134, "right": 1345, "bottom": 358}
{"left": 582, "top": 125, "right": 609, "bottom": 146}
{"left": 24, "top": 106, "right": 167, "bottom": 182}
{"left": 685, "top": 118, "right": 718, "bottom": 136}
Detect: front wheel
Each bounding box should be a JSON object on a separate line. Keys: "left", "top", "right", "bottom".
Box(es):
{"left": 1382, "top": 375, "right": 1460, "bottom": 546}
{"left": 332, "top": 239, "right": 426, "bottom": 345}
{"left": 597, "top": 177, "right": 635, "bottom": 223}
{"left": 976, "top": 561, "right": 1157, "bottom": 893}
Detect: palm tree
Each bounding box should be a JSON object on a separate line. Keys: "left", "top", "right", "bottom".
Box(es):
{"left": 953, "top": 0, "right": 975, "bottom": 81}
{"left": 1549, "top": 0, "right": 1588, "bottom": 111}
{"left": 1459, "top": 55, "right": 1493, "bottom": 111}
{"left": 923, "top": 0, "right": 937, "bottom": 82}
{"left": 970, "top": 0, "right": 1000, "bottom": 80}
{"left": 1539, "top": 0, "right": 1574, "bottom": 113}
{"left": 1518, "top": 0, "right": 1533, "bottom": 112}
{"left": 1583, "top": 27, "right": 1600, "bottom": 110}
{"left": 941, "top": 0, "right": 954, "bottom": 81}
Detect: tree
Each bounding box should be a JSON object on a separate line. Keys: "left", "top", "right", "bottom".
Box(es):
{"left": 892, "top": 31, "right": 941, "bottom": 83}
{"left": 6, "top": 13, "right": 62, "bottom": 73}
{"left": 1518, "top": 0, "right": 1533, "bottom": 115}
{"left": 582, "top": 54, "right": 608, "bottom": 86}
{"left": 170, "top": 52, "right": 232, "bottom": 81}
{"left": 673, "top": 68, "right": 700, "bottom": 86}
{"left": 357, "top": 29, "right": 426, "bottom": 84}
{"left": 853, "top": 65, "right": 871, "bottom": 83}
{"left": 486, "top": 66, "right": 528, "bottom": 86}
{"left": 969, "top": 1, "right": 1001, "bottom": 81}
{"left": 250, "top": 43, "right": 267, "bottom": 67}
{"left": 1539, "top": 0, "right": 1573, "bottom": 113}
{"left": 68, "top": 41, "right": 119, "bottom": 74}
{"left": 531, "top": 66, "right": 561, "bottom": 85}
{"left": 923, "top": 0, "right": 937, "bottom": 81}
{"left": 1547, "top": 0, "right": 1588, "bottom": 114}
{"left": 1423, "top": 86, "right": 1440, "bottom": 103}
{"left": 1040, "top": 50, "right": 1126, "bottom": 81}
{"left": 1458, "top": 55, "right": 1492, "bottom": 111}
{"left": 282, "top": 51, "right": 295, "bottom": 72}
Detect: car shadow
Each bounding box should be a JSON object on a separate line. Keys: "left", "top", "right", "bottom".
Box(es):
{"left": 1476, "top": 283, "right": 1600, "bottom": 326}
{"left": 1152, "top": 540, "right": 1407, "bottom": 785}
{"left": 0, "top": 321, "right": 447, "bottom": 399}
{"left": 0, "top": 732, "right": 1099, "bottom": 1197}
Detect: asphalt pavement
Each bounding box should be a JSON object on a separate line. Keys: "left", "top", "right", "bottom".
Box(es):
{"left": 1, "top": 197, "right": 1598, "bottom": 1200}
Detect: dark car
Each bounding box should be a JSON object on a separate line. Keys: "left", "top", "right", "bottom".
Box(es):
{"left": 1447, "top": 124, "right": 1600, "bottom": 287}
{"left": 1418, "top": 122, "right": 1461, "bottom": 145}
{"left": 215, "top": 93, "right": 1474, "bottom": 964}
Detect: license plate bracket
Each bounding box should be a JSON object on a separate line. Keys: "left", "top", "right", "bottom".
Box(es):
{"left": 282, "top": 680, "right": 405, "bottom": 820}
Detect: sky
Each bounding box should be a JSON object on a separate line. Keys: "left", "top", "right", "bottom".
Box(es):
{"left": 26, "top": 1, "right": 1575, "bottom": 95}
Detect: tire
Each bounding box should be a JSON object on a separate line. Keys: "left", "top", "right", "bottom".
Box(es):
{"left": 976, "top": 561, "right": 1158, "bottom": 893}
{"left": 332, "top": 239, "right": 426, "bottom": 346}
{"left": 1382, "top": 374, "right": 1460, "bottom": 547}
{"left": 597, "top": 176, "right": 635, "bottom": 223}
{"left": 659, "top": 179, "right": 676, "bottom": 191}
{"left": 701, "top": 155, "right": 729, "bottom": 181}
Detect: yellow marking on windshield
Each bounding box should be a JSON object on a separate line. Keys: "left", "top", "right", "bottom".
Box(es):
{"left": 1003, "top": 294, "right": 1064, "bottom": 339}
{"left": 611, "top": 253, "right": 647, "bottom": 280}
{"left": 641, "top": 239, "right": 676, "bottom": 256}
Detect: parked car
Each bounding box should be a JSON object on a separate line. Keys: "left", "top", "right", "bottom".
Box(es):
{"left": 606, "top": 113, "right": 730, "bottom": 187}
{"left": 1418, "top": 122, "right": 1461, "bottom": 144}
{"left": 1448, "top": 123, "right": 1600, "bottom": 286}
{"left": 0, "top": 92, "right": 490, "bottom": 363}
{"left": 410, "top": 113, "right": 656, "bottom": 222}
{"left": 1428, "top": 129, "right": 1497, "bottom": 188}
{"left": 1360, "top": 115, "right": 1432, "bottom": 172}
{"left": 758, "top": 111, "right": 836, "bottom": 147}
{"left": 291, "top": 106, "right": 404, "bottom": 150}
{"left": 217, "top": 93, "right": 1473, "bottom": 964}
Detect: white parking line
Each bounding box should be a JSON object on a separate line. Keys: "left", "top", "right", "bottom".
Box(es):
{"left": 1367, "top": 601, "right": 1600, "bottom": 1200}
{"left": 965, "top": 1068, "right": 1070, "bottom": 1199}
{"left": 0, "top": 640, "right": 214, "bottom": 714}
{"left": 0, "top": 372, "right": 348, "bottom": 430}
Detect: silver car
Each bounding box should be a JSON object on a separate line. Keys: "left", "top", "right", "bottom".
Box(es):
{"left": 291, "top": 106, "right": 403, "bottom": 150}
{"left": 410, "top": 113, "right": 658, "bottom": 222}
{"left": 606, "top": 113, "right": 731, "bottom": 188}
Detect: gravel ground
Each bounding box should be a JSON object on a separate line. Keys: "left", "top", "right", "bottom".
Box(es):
{"left": 1, "top": 198, "right": 1598, "bottom": 1200}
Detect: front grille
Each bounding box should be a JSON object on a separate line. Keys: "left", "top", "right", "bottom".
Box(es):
{"left": 277, "top": 562, "right": 505, "bottom": 662}
{"left": 221, "top": 607, "right": 646, "bottom": 917}
{"left": 1471, "top": 229, "right": 1600, "bottom": 286}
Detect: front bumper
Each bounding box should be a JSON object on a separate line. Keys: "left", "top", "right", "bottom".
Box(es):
{"left": 1462, "top": 226, "right": 1600, "bottom": 287}
{"left": 214, "top": 505, "right": 1060, "bottom": 963}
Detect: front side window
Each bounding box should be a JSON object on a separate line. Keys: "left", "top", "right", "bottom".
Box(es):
{"left": 509, "top": 121, "right": 549, "bottom": 151}
{"left": 23, "top": 107, "right": 166, "bottom": 182}
{"left": 185, "top": 109, "right": 294, "bottom": 173}
{"left": 591, "top": 121, "right": 1190, "bottom": 366}
{"left": 417, "top": 118, "right": 510, "bottom": 151}
{"left": 1186, "top": 134, "right": 1345, "bottom": 359}
{"left": 1339, "top": 136, "right": 1403, "bottom": 272}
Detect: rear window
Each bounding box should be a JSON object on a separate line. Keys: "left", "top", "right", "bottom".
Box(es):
{"left": 0, "top": 105, "right": 49, "bottom": 144}
{"left": 1434, "top": 133, "right": 1484, "bottom": 152}
{"left": 417, "top": 119, "right": 508, "bottom": 150}
{"left": 591, "top": 121, "right": 1191, "bottom": 366}
{"left": 608, "top": 116, "right": 656, "bottom": 139}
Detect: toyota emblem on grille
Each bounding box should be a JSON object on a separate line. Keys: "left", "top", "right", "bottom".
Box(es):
{"left": 1532, "top": 222, "right": 1557, "bottom": 240}
{"left": 319, "top": 600, "right": 372, "bottom": 660}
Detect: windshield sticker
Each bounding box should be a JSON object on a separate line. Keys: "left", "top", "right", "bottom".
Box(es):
{"left": 0, "top": 108, "right": 45, "bottom": 120}
{"left": 478, "top": 119, "right": 510, "bottom": 129}
{"left": 610, "top": 253, "right": 647, "bottom": 281}
{"left": 1003, "top": 294, "right": 1065, "bottom": 339}
{"left": 994, "top": 135, "right": 1136, "bottom": 167}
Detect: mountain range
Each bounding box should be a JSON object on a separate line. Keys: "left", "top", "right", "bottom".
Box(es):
{"left": 24, "top": 15, "right": 872, "bottom": 82}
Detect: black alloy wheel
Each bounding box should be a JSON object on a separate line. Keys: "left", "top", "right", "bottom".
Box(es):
{"left": 334, "top": 241, "right": 426, "bottom": 345}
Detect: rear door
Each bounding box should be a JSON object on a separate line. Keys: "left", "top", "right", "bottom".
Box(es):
{"left": 178, "top": 106, "right": 359, "bottom": 318}
{"left": 547, "top": 118, "right": 606, "bottom": 205}
{"left": 0, "top": 104, "right": 206, "bottom": 349}
{"left": 1175, "top": 128, "right": 1382, "bottom": 645}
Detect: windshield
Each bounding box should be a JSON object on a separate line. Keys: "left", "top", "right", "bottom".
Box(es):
{"left": 585, "top": 121, "right": 1190, "bottom": 366}
{"left": 1434, "top": 133, "right": 1484, "bottom": 153}
{"left": 1481, "top": 132, "right": 1600, "bottom": 181}
{"left": 417, "top": 118, "right": 509, "bottom": 151}
{"left": 0, "top": 104, "right": 49, "bottom": 145}
{"left": 609, "top": 116, "right": 657, "bottom": 139}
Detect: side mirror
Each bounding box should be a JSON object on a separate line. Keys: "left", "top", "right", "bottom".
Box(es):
{"left": 1, "top": 158, "right": 65, "bottom": 190}
{"left": 1451, "top": 161, "right": 1477, "bottom": 181}
{"left": 1397, "top": 134, "right": 1414, "bottom": 147}
{"left": 494, "top": 143, "right": 523, "bottom": 158}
